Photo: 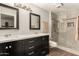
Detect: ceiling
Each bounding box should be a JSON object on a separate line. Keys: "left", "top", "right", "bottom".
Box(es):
{"left": 33, "top": 3, "right": 79, "bottom": 12}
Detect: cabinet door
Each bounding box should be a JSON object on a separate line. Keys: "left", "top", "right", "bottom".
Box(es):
{"left": 41, "top": 35, "right": 49, "bottom": 47}
{"left": 12, "top": 40, "right": 24, "bottom": 56}
{"left": 0, "top": 43, "right": 9, "bottom": 56}
{"left": 41, "top": 35, "right": 49, "bottom": 56}
{"left": 6, "top": 42, "right": 14, "bottom": 56}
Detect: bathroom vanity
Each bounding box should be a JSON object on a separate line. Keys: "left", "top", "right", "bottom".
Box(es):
{"left": 0, "top": 34, "right": 49, "bottom": 56}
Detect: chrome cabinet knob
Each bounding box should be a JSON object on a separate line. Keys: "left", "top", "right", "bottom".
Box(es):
{"left": 9, "top": 45, "right": 12, "bottom": 48}
{"left": 5, "top": 46, "right": 8, "bottom": 49}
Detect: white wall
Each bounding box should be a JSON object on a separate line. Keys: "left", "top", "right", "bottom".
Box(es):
{"left": 0, "top": 3, "right": 49, "bottom": 36}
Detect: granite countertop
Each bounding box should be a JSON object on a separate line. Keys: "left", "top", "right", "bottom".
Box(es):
{"left": 0, "top": 33, "right": 49, "bottom": 43}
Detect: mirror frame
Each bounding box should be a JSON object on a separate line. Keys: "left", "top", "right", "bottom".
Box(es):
{"left": 0, "top": 3, "right": 19, "bottom": 29}
{"left": 30, "top": 13, "right": 40, "bottom": 30}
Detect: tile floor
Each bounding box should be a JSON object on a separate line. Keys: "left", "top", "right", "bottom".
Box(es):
{"left": 48, "top": 47, "right": 77, "bottom": 56}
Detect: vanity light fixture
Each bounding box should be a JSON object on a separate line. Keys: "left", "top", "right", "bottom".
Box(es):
{"left": 14, "top": 3, "right": 32, "bottom": 12}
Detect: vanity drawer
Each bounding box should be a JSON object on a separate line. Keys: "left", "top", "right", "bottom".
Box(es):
{"left": 41, "top": 35, "right": 49, "bottom": 41}
{"left": 24, "top": 43, "right": 41, "bottom": 52}
{"left": 25, "top": 48, "right": 40, "bottom": 56}
{"left": 25, "top": 45, "right": 36, "bottom": 52}
{"left": 39, "top": 47, "right": 49, "bottom": 56}
{"left": 25, "top": 47, "right": 49, "bottom": 56}
{"left": 25, "top": 51, "right": 37, "bottom": 56}
{"left": 41, "top": 36, "right": 49, "bottom": 45}
{"left": 24, "top": 37, "right": 42, "bottom": 47}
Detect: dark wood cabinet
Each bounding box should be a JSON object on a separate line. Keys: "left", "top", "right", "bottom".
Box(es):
{"left": 0, "top": 35, "right": 49, "bottom": 56}
{"left": 12, "top": 40, "right": 24, "bottom": 56}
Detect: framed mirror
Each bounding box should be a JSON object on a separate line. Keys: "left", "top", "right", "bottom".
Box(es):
{"left": 0, "top": 3, "right": 19, "bottom": 29}
{"left": 30, "top": 13, "right": 40, "bottom": 30}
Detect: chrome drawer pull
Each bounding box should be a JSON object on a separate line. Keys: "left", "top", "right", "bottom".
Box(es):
{"left": 28, "top": 46, "right": 34, "bottom": 49}
{"left": 28, "top": 51, "right": 34, "bottom": 55}
{"left": 29, "top": 41, "right": 34, "bottom": 43}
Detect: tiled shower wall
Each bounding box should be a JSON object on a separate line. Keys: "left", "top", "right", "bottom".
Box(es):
{"left": 51, "top": 13, "right": 59, "bottom": 42}
{"left": 57, "top": 8, "right": 79, "bottom": 51}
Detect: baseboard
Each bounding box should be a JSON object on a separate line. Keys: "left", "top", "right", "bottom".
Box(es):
{"left": 49, "top": 41, "right": 58, "bottom": 48}
{"left": 58, "top": 45, "right": 79, "bottom": 55}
